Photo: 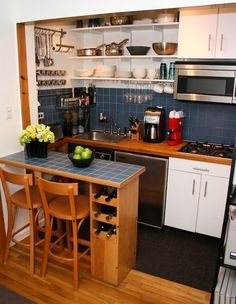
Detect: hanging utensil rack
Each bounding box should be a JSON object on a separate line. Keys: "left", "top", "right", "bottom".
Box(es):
{"left": 34, "top": 26, "right": 74, "bottom": 53}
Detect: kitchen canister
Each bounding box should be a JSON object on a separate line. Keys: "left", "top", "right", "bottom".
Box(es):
{"left": 168, "top": 62, "right": 175, "bottom": 80}
{"left": 160, "top": 63, "right": 167, "bottom": 79}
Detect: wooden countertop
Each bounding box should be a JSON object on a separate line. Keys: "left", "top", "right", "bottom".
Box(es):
{"left": 50, "top": 137, "right": 232, "bottom": 166}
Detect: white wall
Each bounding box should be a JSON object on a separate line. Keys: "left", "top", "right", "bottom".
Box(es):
{"left": 0, "top": 1, "right": 23, "bottom": 157}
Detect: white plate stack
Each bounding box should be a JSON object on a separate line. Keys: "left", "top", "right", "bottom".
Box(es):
{"left": 94, "top": 65, "right": 117, "bottom": 77}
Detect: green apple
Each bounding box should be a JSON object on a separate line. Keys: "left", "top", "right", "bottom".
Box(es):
{"left": 81, "top": 151, "right": 92, "bottom": 160}
{"left": 73, "top": 153, "right": 82, "bottom": 160}
{"left": 74, "top": 145, "right": 84, "bottom": 155}
{"left": 84, "top": 147, "right": 92, "bottom": 156}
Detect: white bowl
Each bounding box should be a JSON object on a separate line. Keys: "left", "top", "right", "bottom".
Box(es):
{"left": 155, "top": 13, "right": 176, "bottom": 23}
{"left": 115, "top": 71, "right": 131, "bottom": 78}
{"left": 74, "top": 69, "right": 95, "bottom": 77}
{"left": 132, "top": 68, "right": 147, "bottom": 79}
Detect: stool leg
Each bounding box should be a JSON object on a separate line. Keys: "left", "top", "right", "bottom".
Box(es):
{"left": 3, "top": 205, "right": 16, "bottom": 264}
{"left": 29, "top": 208, "right": 35, "bottom": 275}
{"left": 72, "top": 219, "right": 78, "bottom": 289}
{"left": 41, "top": 215, "right": 52, "bottom": 277}
{"left": 66, "top": 220, "right": 72, "bottom": 253}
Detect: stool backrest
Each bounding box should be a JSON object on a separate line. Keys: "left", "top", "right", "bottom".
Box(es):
{"left": 0, "top": 168, "right": 33, "bottom": 209}
{"left": 38, "top": 177, "right": 78, "bottom": 220}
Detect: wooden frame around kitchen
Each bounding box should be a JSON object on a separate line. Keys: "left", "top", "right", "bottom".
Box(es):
{"left": 0, "top": 190, "right": 6, "bottom": 262}
{"left": 17, "top": 23, "right": 31, "bottom": 128}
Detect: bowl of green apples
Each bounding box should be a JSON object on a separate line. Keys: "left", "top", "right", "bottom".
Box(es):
{"left": 68, "top": 145, "right": 94, "bottom": 168}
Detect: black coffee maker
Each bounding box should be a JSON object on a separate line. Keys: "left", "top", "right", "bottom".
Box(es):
{"left": 144, "top": 107, "right": 165, "bottom": 143}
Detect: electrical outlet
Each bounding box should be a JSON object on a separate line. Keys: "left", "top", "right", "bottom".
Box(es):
{"left": 6, "top": 106, "right": 13, "bottom": 120}
{"left": 38, "top": 112, "right": 44, "bottom": 119}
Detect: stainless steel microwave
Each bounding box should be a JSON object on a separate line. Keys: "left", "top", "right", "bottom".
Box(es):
{"left": 174, "top": 61, "right": 236, "bottom": 104}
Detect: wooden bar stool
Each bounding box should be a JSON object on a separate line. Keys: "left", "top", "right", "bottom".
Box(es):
{"left": 38, "top": 177, "right": 90, "bottom": 289}
{"left": 0, "top": 168, "right": 44, "bottom": 275}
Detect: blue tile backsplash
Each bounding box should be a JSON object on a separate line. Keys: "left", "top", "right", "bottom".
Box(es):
{"left": 38, "top": 87, "right": 236, "bottom": 145}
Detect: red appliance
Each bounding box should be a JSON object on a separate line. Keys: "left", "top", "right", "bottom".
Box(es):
{"left": 167, "top": 113, "right": 184, "bottom": 146}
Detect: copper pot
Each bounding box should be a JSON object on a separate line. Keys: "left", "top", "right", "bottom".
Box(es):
{"left": 105, "top": 39, "right": 129, "bottom": 56}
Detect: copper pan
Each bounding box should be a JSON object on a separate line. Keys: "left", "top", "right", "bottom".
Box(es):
{"left": 77, "top": 44, "right": 104, "bottom": 56}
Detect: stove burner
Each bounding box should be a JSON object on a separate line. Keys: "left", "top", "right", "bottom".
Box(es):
{"left": 179, "top": 141, "right": 233, "bottom": 159}
{"left": 211, "top": 150, "right": 227, "bottom": 158}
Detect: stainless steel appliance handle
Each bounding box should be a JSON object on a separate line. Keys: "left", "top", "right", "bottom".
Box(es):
{"left": 233, "top": 74, "right": 236, "bottom": 104}
{"left": 230, "top": 252, "right": 236, "bottom": 260}
{"left": 192, "top": 179, "right": 195, "bottom": 195}
{"left": 193, "top": 167, "right": 209, "bottom": 172}
{"left": 204, "top": 181, "right": 208, "bottom": 197}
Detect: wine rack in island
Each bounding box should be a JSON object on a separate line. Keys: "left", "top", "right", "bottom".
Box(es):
{"left": 90, "top": 178, "right": 139, "bottom": 285}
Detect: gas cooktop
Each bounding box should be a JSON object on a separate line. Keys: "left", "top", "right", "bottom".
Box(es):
{"left": 179, "top": 141, "right": 234, "bottom": 159}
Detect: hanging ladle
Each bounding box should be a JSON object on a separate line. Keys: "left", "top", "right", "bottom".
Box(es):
{"left": 47, "top": 34, "right": 54, "bottom": 66}
{"left": 43, "top": 33, "right": 50, "bottom": 67}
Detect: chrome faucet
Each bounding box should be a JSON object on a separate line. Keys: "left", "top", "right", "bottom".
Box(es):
{"left": 108, "top": 116, "right": 114, "bottom": 134}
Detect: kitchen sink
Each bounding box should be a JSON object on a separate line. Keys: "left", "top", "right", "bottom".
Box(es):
{"left": 74, "top": 131, "right": 127, "bottom": 143}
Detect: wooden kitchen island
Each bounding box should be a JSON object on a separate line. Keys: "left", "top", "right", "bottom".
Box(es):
{"left": 0, "top": 150, "right": 145, "bottom": 286}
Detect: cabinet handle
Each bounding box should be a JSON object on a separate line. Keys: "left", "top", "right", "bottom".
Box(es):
{"left": 230, "top": 251, "right": 236, "bottom": 260}
{"left": 220, "top": 34, "right": 224, "bottom": 52}
{"left": 204, "top": 181, "right": 208, "bottom": 198}
{"left": 192, "top": 167, "right": 209, "bottom": 172}
{"left": 208, "top": 34, "right": 212, "bottom": 51}
{"left": 192, "top": 179, "right": 195, "bottom": 195}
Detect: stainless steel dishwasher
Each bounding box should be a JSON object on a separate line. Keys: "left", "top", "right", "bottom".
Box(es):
{"left": 115, "top": 151, "right": 168, "bottom": 228}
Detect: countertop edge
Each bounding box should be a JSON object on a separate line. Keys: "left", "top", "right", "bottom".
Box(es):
{"left": 0, "top": 152, "right": 145, "bottom": 189}
{"left": 52, "top": 137, "right": 232, "bottom": 166}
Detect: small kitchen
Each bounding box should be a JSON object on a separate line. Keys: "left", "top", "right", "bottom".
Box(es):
{"left": 1, "top": 2, "right": 236, "bottom": 304}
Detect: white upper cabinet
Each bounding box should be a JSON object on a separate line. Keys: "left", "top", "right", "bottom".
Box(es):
{"left": 178, "top": 8, "right": 218, "bottom": 58}
{"left": 178, "top": 6, "right": 236, "bottom": 59}
{"left": 215, "top": 7, "right": 236, "bottom": 58}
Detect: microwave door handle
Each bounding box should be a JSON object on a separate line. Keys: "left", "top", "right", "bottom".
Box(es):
{"left": 233, "top": 75, "right": 236, "bottom": 103}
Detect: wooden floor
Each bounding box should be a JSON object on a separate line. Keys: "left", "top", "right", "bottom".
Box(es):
{"left": 0, "top": 246, "right": 211, "bottom": 304}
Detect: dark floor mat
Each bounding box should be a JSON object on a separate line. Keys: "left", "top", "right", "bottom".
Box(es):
{"left": 135, "top": 224, "right": 221, "bottom": 292}
{"left": 0, "top": 285, "right": 35, "bottom": 303}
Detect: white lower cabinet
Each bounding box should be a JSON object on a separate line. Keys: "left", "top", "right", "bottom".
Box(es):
{"left": 165, "top": 158, "right": 230, "bottom": 238}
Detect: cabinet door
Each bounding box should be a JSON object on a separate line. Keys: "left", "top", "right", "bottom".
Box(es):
{"left": 165, "top": 169, "right": 201, "bottom": 232}
{"left": 196, "top": 175, "right": 229, "bottom": 238}
{"left": 215, "top": 7, "right": 236, "bottom": 58}
{"left": 178, "top": 8, "right": 218, "bottom": 58}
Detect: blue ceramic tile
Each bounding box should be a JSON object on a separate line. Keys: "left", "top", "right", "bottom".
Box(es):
{"left": 38, "top": 87, "right": 236, "bottom": 145}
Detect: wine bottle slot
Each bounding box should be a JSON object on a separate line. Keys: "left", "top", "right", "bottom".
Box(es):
{"left": 94, "top": 223, "right": 110, "bottom": 235}
{"left": 105, "top": 188, "right": 117, "bottom": 202}
{"left": 100, "top": 205, "right": 117, "bottom": 217}
{"left": 94, "top": 187, "right": 108, "bottom": 199}
{"left": 105, "top": 213, "right": 113, "bottom": 221}
{"left": 106, "top": 225, "right": 117, "bottom": 239}
{"left": 94, "top": 211, "right": 101, "bottom": 218}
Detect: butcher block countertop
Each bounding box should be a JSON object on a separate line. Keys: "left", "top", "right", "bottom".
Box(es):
{"left": 50, "top": 137, "right": 232, "bottom": 166}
